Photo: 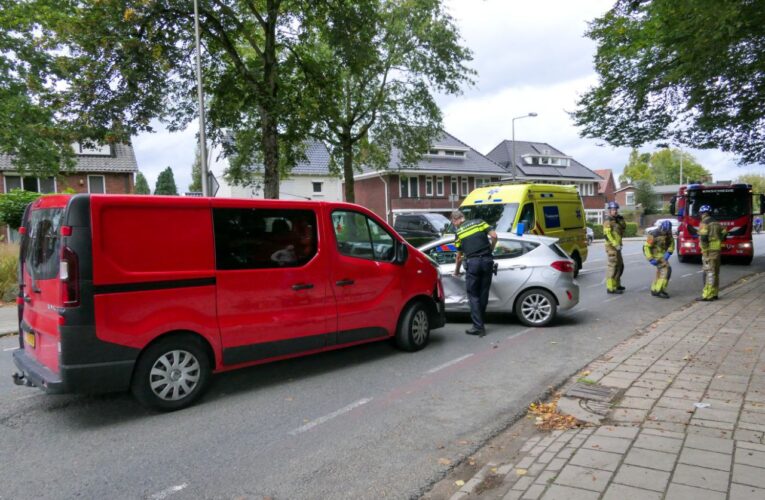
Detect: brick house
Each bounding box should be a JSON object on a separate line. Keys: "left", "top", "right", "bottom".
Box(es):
{"left": 594, "top": 169, "right": 617, "bottom": 202}
{"left": 352, "top": 131, "right": 507, "bottom": 224}
{"left": 614, "top": 185, "right": 637, "bottom": 210}
{"left": 0, "top": 142, "right": 138, "bottom": 242}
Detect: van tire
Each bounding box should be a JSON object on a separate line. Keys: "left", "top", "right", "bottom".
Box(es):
{"left": 515, "top": 288, "right": 557, "bottom": 327}
{"left": 571, "top": 252, "right": 582, "bottom": 278}
{"left": 395, "top": 301, "right": 430, "bottom": 352}
{"left": 131, "top": 336, "right": 211, "bottom": 412}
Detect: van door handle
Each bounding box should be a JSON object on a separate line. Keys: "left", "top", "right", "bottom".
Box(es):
{"left": 291, "top": 283, "right": 314, "bottom": 291}
{"left": 335, "top": 279, "right": 355, "bottom": 287}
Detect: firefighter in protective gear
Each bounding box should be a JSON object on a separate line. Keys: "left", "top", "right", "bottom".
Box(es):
{"left": 697, "top": 205, "right": 726, "bottom": 301}
{"left": 644, "top": 220, "right": 674, "bottom": 298}
{"left": 603, "top": 201, "right": 626, "bottom": 293}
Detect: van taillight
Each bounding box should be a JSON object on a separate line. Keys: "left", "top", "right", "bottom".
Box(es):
{"left": 550, "top": 260, "right": 574, "bottom": 273}
{"left": 60, "top": 246, "right": 79, "bottom": 306}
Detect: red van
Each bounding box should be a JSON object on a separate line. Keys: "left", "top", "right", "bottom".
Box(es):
{"left": 12, "top": 194, "right": 444, "bottom": 410}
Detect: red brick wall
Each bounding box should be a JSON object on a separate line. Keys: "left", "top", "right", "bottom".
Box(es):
{"left": 353, "top": 177, "right": 390, "bottom": 222}
{"left": 615, "top": 189, "right": 635, "bottom": 208}
{"left": 582, "top": 194, "right": 607, "bottom": 209}
{"left": 56, "top": 173, "right": 134, "bottom": 194}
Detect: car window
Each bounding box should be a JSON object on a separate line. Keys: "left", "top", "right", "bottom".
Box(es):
{"left": 493, "top": 239, "right": 539, "bottom": 259}
{"left": 333, "top": 210, "right": 395, "bottom": 262}
{"left": 213, "top": 208, "right": 318, "bottom": 270}
{"left": 424, "top": 242, "right": 458, "bottom": 265}
{"left": 550, "top": 243, "right": 570, "bottom": 259}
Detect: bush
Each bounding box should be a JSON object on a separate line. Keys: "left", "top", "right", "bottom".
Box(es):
{"left": 625, "top": 222, "right": 638, "bottom": 237}
{"left": 0, "top": 244, "right": 19, "bottom": 302}
{"left": 587, "top": 222, "right": 604, "bottom": 239}
{"left": 0, "top": 190, "right": 41, "bottom": 229}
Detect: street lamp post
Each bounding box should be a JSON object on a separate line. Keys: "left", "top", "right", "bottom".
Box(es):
{"left": 511, "top": 113, "right": 538, "bottom": 181}
{"left": 193, "top": 0, "right": 209, "bottom": 197}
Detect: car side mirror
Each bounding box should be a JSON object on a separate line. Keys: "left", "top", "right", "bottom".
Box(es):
{"left": 669, "top": 196, "right": 676, "bottom": 216}
{"left": 394, "top": 240, "right": 408, "bottom": 265}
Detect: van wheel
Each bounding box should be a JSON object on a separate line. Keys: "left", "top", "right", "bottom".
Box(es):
{"left": 515, "top": 289, "right": 557, "bottom": 327}
{"left": 131, "top": 336, "right": 211, "bottom": 412}
{"left": 395, "top": 302, "right": 430, "bottom": 352}
{"left": 571, "top": 252, "right": 582, "bottom": 278}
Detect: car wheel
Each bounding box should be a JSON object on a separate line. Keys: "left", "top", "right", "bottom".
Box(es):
{"left": 131, "top": 335, "right": 211, "bottom": 411}
{"left": 515, "top": 289, "right": 557, "bottom": 327}
{"left": 571, "top": 252, "right": 582, "bottom": 278}
{"left": 395, "top": 301, "right": 430, "bottom": 352}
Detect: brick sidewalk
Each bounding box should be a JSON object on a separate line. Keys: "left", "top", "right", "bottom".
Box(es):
{"left": 448, "top": 273, "right": 765, "bottom": 500}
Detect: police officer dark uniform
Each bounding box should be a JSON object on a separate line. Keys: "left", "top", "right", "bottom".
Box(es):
{"left": 603, "top": 201, "right": 626, "bottom": 293}
{"left": 697, "top": 204, "right": 726, "bottom": 301}
{"left": 644, "top": 220, "right": 674, "bottom": 298}
{"left": 452, "top": 210, "right": 497, "bottom": 336}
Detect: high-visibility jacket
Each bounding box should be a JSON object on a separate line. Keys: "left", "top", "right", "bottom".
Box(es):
{"left": 604, "top": 214, "right": 626, "bottom": 248}
{"left": 643, "top": 229, "right": 675, "bottom": 260}
{"left": 699, "top": 215, "right": 726, "bottom": 252}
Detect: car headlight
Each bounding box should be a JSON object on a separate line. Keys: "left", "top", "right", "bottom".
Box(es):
{"left": 738, "top": 242, "right": 752, "bottom": 249}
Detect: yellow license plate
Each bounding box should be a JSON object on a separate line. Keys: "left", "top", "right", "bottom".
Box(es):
{"left": 24, "top": 331, "right": 35, "bottom": 348}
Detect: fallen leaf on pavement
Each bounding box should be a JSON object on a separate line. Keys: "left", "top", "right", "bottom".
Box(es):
{"left": 516, "top": 469, "right": 527, "bottom": 476}
{"left": 455, "top": 480, "right": 465, "bottom": 486}
{"left": 438, "top": 458, "right": 451, "bottom": 466}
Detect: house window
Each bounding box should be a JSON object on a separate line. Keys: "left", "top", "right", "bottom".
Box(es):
{"left": 625, "top": 192, "right": 635, "bottom": 206}
{"left": 451, "top": 177, "right": 458, "bottom": 196}
{"left": 312, "top": 182, "right": 323, "bottom": 194}
{"left": 436, "top": 176, "right": 444, "bottom": 196}
{"left": 88, "top": 175, "right": 106, "bottom": 194}
{"left": 4, "top": 175, "right": 56, "bottom": 193}
{"left": 425, "top": 176, "right": 433, "bottom": 196}
{"left": 444, "top": 150, "right": 465, "bottom": 157}
{"left": 399, "top": 176, "right": 419, "bottom": 198}
{"left": 461, "top": 177, "right": 469, "bottom": 196}
{"left": 428, "top": 149, "right": 440, "bottom": 156}
{"left": 75, "top": 142, "right": 113, "bottom": 156}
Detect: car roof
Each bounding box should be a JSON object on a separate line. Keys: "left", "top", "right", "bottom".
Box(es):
{"left": 418, "top": 232, "right": 559, "bottom": 251}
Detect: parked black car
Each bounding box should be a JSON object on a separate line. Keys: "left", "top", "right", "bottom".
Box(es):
{"left": 394, "top": 213, "right": 450, "bottom": 243}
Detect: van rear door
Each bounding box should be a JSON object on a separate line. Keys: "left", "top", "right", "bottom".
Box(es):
{"left": 20, "top": 196, "right": 68, "bottom": 374}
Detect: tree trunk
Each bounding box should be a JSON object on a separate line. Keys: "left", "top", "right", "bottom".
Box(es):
{"left": 342, "top": 135, "right": 355, "bottom": 203}
{"left": 261, "top": 0, "right": 280, "bottom": 199}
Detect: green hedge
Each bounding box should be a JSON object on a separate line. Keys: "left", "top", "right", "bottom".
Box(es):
{"left": 625, "top": 222, "right": 638, "bottom": 237}
{"left": 587, "top": 222, "right": 604, "bottom": 239}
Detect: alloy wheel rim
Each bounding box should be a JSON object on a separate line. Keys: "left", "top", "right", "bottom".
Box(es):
{"left": 411, "top": 310, "right": 429, "bottom": 345}
{"left": 521, "top": 294, "right": 552, "bottom": 324}
{"left": 149, "top": 349, "right": 201, "bottom": 401}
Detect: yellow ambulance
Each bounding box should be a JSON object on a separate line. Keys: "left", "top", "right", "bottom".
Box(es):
{"left": 459, "top": 184, "right": 588, "bottom": 275}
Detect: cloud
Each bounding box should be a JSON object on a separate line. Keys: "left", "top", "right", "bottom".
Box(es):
{"left": 131, "top": 123, "right": 197, "bottom": 193}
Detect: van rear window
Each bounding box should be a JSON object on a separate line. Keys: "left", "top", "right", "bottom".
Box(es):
{"left": 24, "top": 208, "right": 64, "bottom": 280}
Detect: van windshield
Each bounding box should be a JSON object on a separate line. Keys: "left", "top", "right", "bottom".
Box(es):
{"left": 24, "top": 208, "right": 64, "bottom": 280}
{"left": 459, "top": 203, "right": 519, "bottom": 232}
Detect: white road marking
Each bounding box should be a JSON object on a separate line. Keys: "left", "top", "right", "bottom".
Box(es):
{"left": 604, "top": 297, "right": 619, "bottom": 303}
{"left": 586, "top": 282, "right": 603, "bottom": 289}
{"left": 15, "top": 393, "right": 43, "bottom": 401}
{"left": 149, "top": 484, "right": 188, "bottom": 500}
{"left": 3, "top": 347, "right": 18, "bottom": 352}
{"left": 426, "top": 354, "right": 474, "bottom": 374}
{"left": 697, "top": 270, "right": 704, "bottom": 273}
{"left": 682, "top": 273, "right": 693, "bottom": 278}
{"left": 289, "top": 398, "right": 372, "bottom": 436}
{"left": 507, "top": 328, "right": 533, "bottom": 340}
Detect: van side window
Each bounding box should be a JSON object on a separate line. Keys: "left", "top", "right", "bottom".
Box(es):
{"left": 213, "top": 208, "right": 317, "bottom": 270}
{"left": 333, "top": 210, "right": 395, "bottom": 262}
{"left": 518, "top": 203, "right": 535, "bottom": 233}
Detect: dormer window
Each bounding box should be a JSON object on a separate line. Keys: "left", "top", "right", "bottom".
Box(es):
{"left": 73, "top": 142, "right": 113, "bottom": 156}
{"left": 522, "top": 154, "right": 571, "bottom": 167}
{"left": 426, "top": 146, "right": 468, "bottom": 158}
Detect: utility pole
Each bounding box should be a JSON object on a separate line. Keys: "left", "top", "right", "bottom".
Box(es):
{"left": 511, "top": 113, "right": 538, "bottom": 181}
{"left": 193, "top": 0, "right": 209, "bottom": 196}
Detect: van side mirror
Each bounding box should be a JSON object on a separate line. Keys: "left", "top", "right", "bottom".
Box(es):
{"left": 394, "top": 240, "right": 408, "bottom": 265}
{"left": 669, "top": 196, "right": 676, "bottom": 216}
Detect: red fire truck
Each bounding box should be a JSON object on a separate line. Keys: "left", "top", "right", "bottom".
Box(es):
{"left": 670, "top": 183, "right": 764, "bottom": 265}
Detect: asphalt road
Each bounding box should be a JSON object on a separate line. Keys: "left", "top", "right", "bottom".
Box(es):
{"left": 2, "top": 234, "right": 764, "bottom": 500}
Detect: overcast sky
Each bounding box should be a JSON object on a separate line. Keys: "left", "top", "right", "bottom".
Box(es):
{"left": 132, "top": 0, "right": 764, "bottom": 193}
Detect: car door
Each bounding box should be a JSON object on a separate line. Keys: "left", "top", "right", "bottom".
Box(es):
{"left": 330, "top": 209, "right": 402, "bottom": 343}
{"left": 213, "top": 202, "right": 336, "bottom": 366}
{"left": 491, "top": 238, "right": 536, "bottom": 309}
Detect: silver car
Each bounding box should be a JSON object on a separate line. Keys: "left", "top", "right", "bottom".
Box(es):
{"left": 419, "top": 233, "right": 579, "bottom": 327}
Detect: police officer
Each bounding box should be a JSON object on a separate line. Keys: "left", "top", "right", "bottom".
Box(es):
{"left": 603, "top": 201, "right": 626, "bottom": 294}
{"left": 452, "top": 210, "right": 497, "bottom": 336}
{"left": 697, "top": 204, "right": 726, "bottom": 301}
{"left": 644, "top": 220, "right": 674, "bottom": 298}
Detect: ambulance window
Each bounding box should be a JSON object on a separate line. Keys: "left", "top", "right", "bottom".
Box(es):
{"left": 518, "top": 203, "right": 535, "bottom": 233}
{"left": 542, "top": 205, "right": 561, "bottom": 228}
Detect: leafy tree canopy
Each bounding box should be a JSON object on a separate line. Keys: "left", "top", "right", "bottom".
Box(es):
{"left": 189, "top": 145, "right": 202, "bottom": 193}
{"left": 154, "top": 167, "right": 178, "bottom": 195}
{"left": 634, "top": 180, "right": 658, "bottom": 215}
{"left": 736, "top": 173, "right": 765, "bottom": 195}
{"left": 134, "top": 172, "right": 151, "bottom": 194}
{"left": 0, "top": 190, "right": 41, "bottom": 229}
{"left": 619, "top": 148, "right": 710, "bottom": 186}
{"left": 574, "top": 0, "right": 765, "bottom": 164}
